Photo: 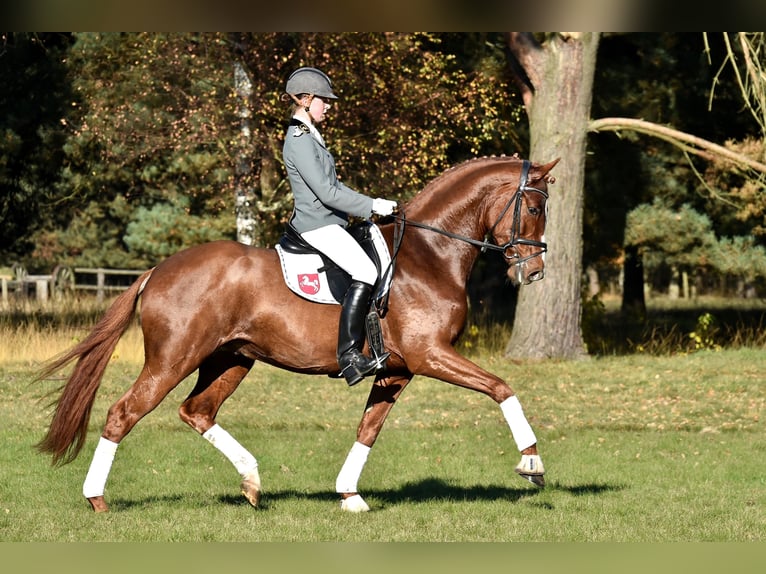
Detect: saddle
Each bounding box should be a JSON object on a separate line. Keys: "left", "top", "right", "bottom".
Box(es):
{"left": 275, "top": 221, "right": 392, "bottom": 367}
{"left": 275, "top": 221, "right": 392, "bottom": 308}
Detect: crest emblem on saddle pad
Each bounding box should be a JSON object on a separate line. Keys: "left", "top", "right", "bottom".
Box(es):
{"left": 298, "top": 273, "right": 320, "bottom": 295}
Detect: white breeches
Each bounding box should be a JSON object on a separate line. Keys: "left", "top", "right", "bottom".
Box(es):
{"left": 301, "top": 224, "right": 378, "bottom": 285}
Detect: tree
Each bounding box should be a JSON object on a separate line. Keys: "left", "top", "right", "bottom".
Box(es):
{"left": 703, "top": 33, "right": 766, "bottom": 237}
{"left": 624, "top": 199, "right": 718, "bottom": 298}
{"left": 233, "top": 32, "right": 524, "bottom": 247}
{"left": 0, "top": 33, "right": 73, "bottom": 264}
{"left": 504, "top": 33, "right": 766, "bottom": 359}
{"left": 712, "top": 236, "right": 766, "bottom": 295}
{"left": 504, "top": 32, "right": 598, "bottom": 360}
{"left": 589, "top": 34, "right": 766, "bottom": 311}
{"left": 31, "top": 32, "right": 241, "bottom": 269}
{"left": 20, "top": 33, "right": 523, "bottom": 271}
{"left": 626, "top": 199, "right": 766, "bottom": 299}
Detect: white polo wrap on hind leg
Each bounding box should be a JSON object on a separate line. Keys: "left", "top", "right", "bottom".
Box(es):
{"left": 500, "top": 396, "right": 537, "bottom": 451}
{"left": 336, "top": 441, "right": 371, "bottom": 493}
{"left": 203, "top": 424, "right": 258, "bottom": 477}
{"left": 82, "top": 436, "right": 119, "bottom": 498}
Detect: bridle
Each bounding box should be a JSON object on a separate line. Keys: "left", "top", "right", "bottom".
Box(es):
{"left": 375, "top": 159, "right": 548, "bottom": 316}
{"left": 390, "top": 159, "right": 549, "bottom": 266}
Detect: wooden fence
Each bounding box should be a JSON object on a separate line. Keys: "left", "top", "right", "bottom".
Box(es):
{"left": 1, "top": 266, "right": 146, "bottom": 305}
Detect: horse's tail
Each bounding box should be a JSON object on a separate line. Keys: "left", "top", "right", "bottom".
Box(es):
{"left": 36, "top": 268, "right": 154, "bottom": 466}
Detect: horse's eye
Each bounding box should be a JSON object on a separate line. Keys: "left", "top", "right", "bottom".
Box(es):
{"left": 528, "top": 207, "right": 540, "bottom": 216}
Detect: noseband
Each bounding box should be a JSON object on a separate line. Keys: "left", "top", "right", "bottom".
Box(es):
{"left": 392, "top": 159, "right": 549, "bottom": 267}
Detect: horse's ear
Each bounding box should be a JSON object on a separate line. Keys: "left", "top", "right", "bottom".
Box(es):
{"left": 535, "top": 158, "right": 560, "bottom": 184}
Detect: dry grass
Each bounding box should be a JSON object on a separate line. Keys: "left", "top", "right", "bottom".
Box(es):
{"left": 0, "top": 295, "right": 144, "bottom": 366}
{"left": 0, "top": 319, "right": 145, "bottom": 366}
{"left": 6, "top": 292, "right": 766, "bottom": 364}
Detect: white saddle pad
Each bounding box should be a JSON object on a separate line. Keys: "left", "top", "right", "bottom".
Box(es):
{"left": 275, "top": 223, "right": 392, "bottom": 305}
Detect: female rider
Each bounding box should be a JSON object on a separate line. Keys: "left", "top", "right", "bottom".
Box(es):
{"left": 282, "top": 67, "right": 397, "bottom": 386}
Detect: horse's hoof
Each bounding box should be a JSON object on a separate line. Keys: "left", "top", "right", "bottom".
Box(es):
{"left": 240, "top": 470, "right": 262, "bottom": 508}
{"left": 340, "top": 494, "right": 370, "bottom": 513}
{"left": 515, "top": 454, "right": 545, "bottom": 488}
{"left": 86, "top": 495, "right": 109, "bottom": 513}
{"left": 518, "top": 472, "right": 546, "bottom": 487}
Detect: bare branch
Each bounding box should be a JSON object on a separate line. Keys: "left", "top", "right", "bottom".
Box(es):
{"left": 704, "top": 32, "right": 766, "bottom": 140}
{"left": 588, "top": 117, "right": 766, "bottom": 174}
{"left": 737, "top": 33, "right": 766, "bottom": 137}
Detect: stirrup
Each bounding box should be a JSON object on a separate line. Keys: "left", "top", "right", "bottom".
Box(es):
{"left": 339, "top": 350, "right": 388, "bottom": 386}
{"left": 340, "top": 363, "right": 372, "bottom": 387}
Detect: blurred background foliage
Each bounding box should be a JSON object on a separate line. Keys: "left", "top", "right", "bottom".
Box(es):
{"left": 2, "top": 32, "right": 766, "bottom": 304}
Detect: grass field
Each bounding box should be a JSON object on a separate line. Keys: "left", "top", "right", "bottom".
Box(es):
{"left": 1, "top": 320, "right": 764, "bottom": 542}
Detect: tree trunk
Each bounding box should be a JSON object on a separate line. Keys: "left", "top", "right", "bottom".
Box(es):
{"left": 504, "top": 33, "right": 597, "bottom": 360}
{"left": 585, "top": 265, "right": 600, "bottom": 298}
{"left": 234, "top": 61, "right": 256, "bottom": 246}
{"left": 621, "top": 244, "right": 646, "bottom": 316}
{"left": 669, "top": 265, "right": 680, "bottom": 299}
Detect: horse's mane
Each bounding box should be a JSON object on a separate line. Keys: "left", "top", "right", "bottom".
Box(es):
{"left": 407, "top": 155, "right": 524, "bottom": 206}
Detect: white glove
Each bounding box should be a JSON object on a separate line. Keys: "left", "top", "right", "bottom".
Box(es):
{"left": 372, "top": 198, "right": 397, "bottom": 216}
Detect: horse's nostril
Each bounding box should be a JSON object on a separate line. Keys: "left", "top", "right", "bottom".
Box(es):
{"left": 527, "top": 270, "right": 545, "bottom": 283}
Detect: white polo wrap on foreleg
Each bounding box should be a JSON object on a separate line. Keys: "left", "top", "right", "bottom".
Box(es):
{"left": 82, "top": 436, "right": 119, "bottom": 498}
{"left": 335, "top": 441, "right": 371, "bottom": 493}
{"left": 500, "top": 395, "right": 537, "bottom": 451}
{"left": 203, "top": 424, "right": 258, "bottom": 477}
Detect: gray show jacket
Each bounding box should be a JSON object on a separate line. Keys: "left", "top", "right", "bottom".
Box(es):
{"left": 283, "top": 119, "right": 374, "bottom": 234}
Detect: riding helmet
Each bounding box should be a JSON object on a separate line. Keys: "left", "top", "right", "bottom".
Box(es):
{"left": 285, "top": 67, "right": 338, "bottom": 100}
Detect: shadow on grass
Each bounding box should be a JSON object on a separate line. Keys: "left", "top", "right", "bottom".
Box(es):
{"left": 106, "top": 478, "right": 623, "bottom": 511}
{"left": 214, "top": 477, "right": 624, "bottom": 509}
{"left": 109, "top": 494, "right": 186, "bottom": 511}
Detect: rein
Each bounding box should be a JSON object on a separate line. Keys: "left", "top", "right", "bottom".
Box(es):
{"left": 391, "top": 159, "right": 549, "bottom": 265}
{"left": 376, "top": 159, "right": 548, "bottom": 316}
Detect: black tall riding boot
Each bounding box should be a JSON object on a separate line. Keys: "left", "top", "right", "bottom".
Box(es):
{"left": 337, "top": 281, "right": 379, "bottom": 386}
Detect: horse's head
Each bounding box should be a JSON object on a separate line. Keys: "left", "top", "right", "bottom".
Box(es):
{"left": 487, "top": 158, "right": 559, "bottom": 286}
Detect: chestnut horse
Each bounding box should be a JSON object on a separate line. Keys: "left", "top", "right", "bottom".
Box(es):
{"left": 37, "top": 155, "right": 558, "bottom": 513}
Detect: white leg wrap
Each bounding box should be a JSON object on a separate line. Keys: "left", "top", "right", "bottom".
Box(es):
{"left": 203, "top": 424, "right": 258, "bottom": 477}
{"left": 82, "top": 437, "right": 119, "bottom": 498}
{"left": 500, "top": 396, "right": 537, "bottom": 451}
{"left": 335, "top": 441, "right": 370, "bottom": 493}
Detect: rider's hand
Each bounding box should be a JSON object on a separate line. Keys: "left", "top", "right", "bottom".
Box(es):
{"left": 372, "top": 198, "right": 397, "bottom": 216}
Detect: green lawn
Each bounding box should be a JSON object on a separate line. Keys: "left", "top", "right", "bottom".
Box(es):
{"left": 1, "top": 348, "right": 764, "bottom": 542}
